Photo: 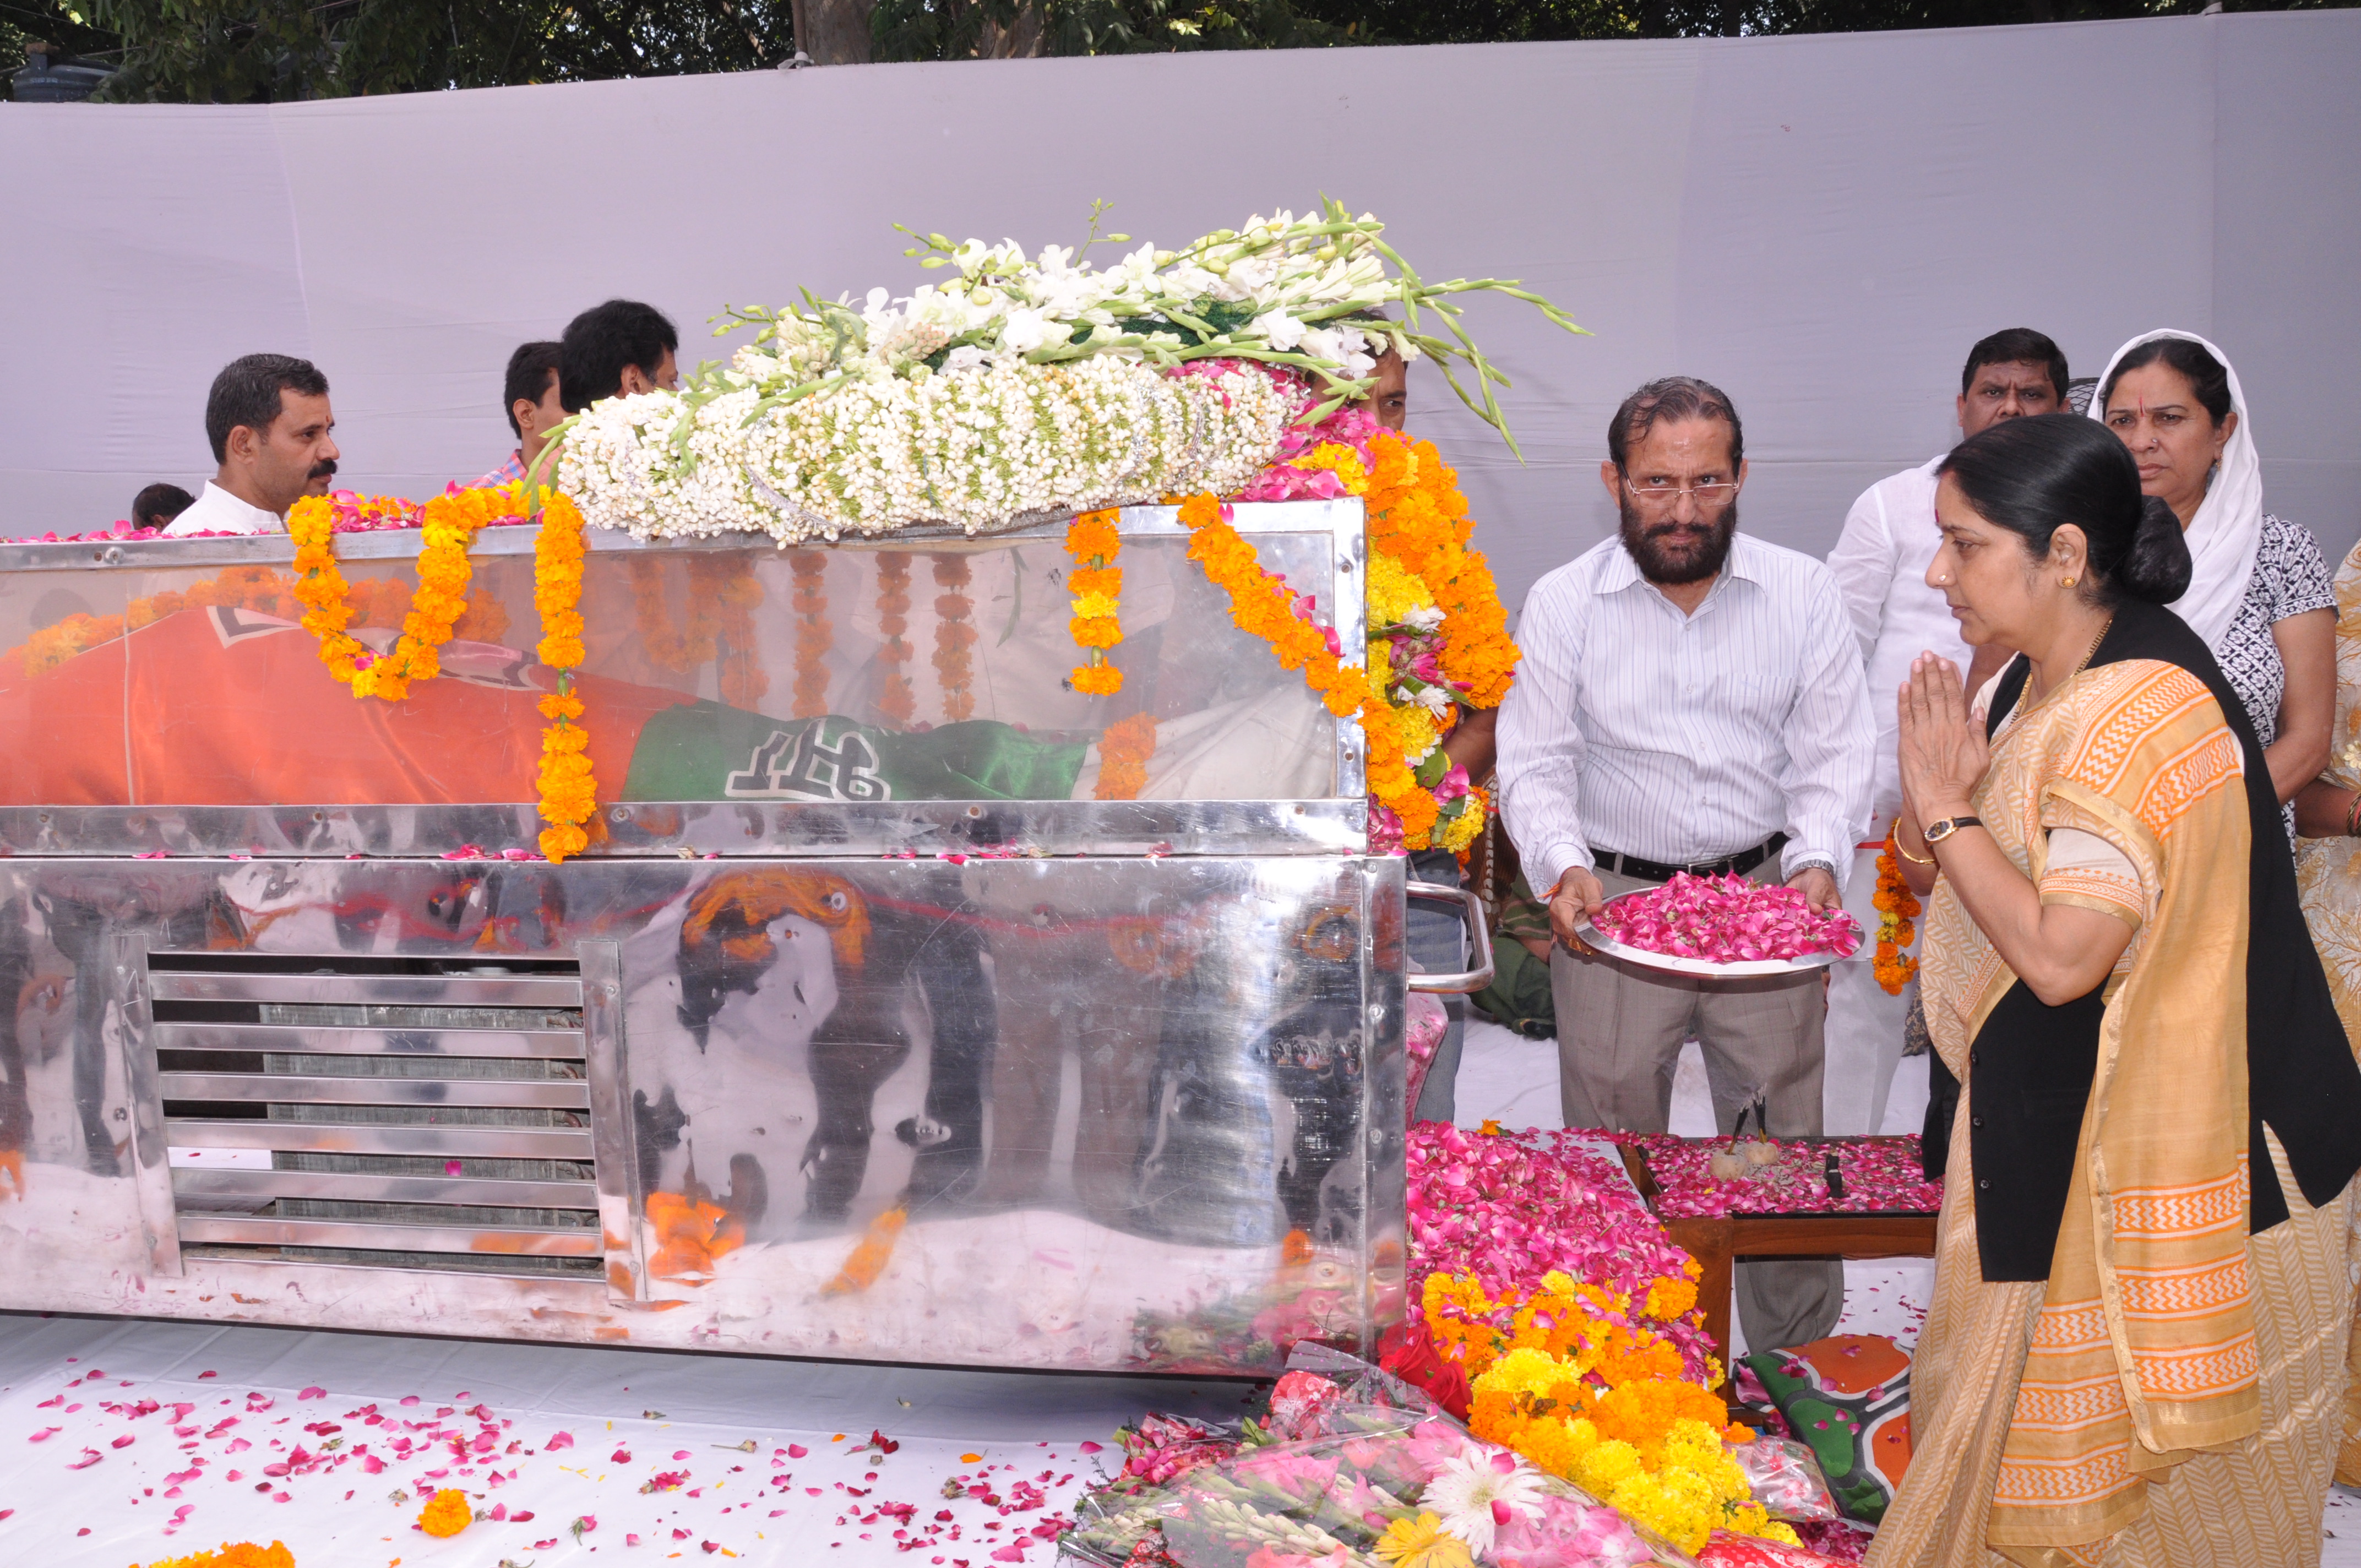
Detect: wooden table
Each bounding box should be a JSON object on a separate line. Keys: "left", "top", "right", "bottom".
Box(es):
{"left": 1618, "top": 1142, "right": 1939, "bottom": 1400}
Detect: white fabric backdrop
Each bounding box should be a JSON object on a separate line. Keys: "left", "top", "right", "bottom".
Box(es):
{"left": 2, "top": 11, "right": 2357, "bottom": 608}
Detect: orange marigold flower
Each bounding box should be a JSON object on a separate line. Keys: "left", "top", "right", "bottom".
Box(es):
{"left": 418, "top": 1486, "right": 474, "bottom": 1537}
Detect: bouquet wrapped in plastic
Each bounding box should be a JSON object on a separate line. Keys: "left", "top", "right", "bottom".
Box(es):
{"left": 1061, "top": 1345, "right": 1689, "bottom": 1568}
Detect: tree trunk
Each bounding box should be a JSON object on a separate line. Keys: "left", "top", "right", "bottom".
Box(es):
{"left": 978, "top": 3, "right": 1045, "bottom": 58}
{"left": 791, "top": 0, "right": 875, "bottom": 64}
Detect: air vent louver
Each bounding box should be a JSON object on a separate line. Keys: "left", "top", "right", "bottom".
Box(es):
{"left": 153, "top": 951, "right": 602, "bottom": 1280}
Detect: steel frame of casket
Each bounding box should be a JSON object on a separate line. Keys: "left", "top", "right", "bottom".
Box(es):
{"left": 0, "top": 499, "right": 1488, "bottom": 1375}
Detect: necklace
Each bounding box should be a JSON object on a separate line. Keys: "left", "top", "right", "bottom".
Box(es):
{"left": 2028, "top": 615, "right": 2113, "bottom": 709}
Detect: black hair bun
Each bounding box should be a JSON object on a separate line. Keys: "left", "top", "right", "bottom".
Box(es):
{"left": 2119, "top": 495, "right": 2194, "bottom": 605}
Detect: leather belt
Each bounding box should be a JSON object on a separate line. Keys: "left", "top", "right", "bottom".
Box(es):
{"left": 1591, "top": 832, "right": 1788, "bottom": 885}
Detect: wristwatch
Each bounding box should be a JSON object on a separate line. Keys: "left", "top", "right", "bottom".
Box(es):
{"left": 1922, "top": 815, "right": 1983, "bottom": 846}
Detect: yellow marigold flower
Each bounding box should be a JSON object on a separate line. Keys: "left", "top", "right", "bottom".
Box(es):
{"left": 1292, "top": 442, "right": 1372, "bottom": 495}
{"left": 1645, "top": 1275, "right": 1700, "bottom": 1321}
{"left": 1366, "top": 550, "right": 1437, "bottom": 630}
{"left": 1373, "top": 1512, "right": 1473, "bottom": 1568}
{"left": 418, "top": 1486, "right": 474, "bottom": 1537}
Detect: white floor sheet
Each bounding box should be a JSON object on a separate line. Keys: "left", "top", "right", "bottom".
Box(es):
{"left": 1, "top": 1018, "right": 2348, "bottom": 1565}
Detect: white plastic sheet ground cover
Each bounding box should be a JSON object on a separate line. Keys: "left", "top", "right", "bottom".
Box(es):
{"left": 0, "top": 1313, "right": 1258, "bottom": 1565}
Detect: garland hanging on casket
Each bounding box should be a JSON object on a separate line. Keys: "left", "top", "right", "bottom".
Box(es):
{"left": 9, "top": 205, "right": 1576, "bottom": 863}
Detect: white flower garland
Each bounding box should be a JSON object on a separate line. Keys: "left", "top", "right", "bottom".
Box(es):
{"left": 555, "top": 202, "right": 1587, "bottom": 541}
{"left": 562, "top": 357, "right": 1296, "bottom": 542}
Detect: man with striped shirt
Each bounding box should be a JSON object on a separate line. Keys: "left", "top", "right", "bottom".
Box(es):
{"left": 1496, "top": 376, "right": 1874, "bottom": 1354}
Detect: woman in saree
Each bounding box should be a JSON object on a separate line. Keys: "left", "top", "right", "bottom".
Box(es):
{"left": 1870, "top": 414, "right": 2361, "bottom": 1567}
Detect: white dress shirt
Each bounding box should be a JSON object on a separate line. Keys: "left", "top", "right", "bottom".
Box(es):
{"left": 1496, "top": 530, "right": 1875, "bottom": 899}
{"left": 162, "top": 481, "right": 285, "bottom": 537}
{"left": 1824, "top": 455, "right": 1973, "bottom": 822}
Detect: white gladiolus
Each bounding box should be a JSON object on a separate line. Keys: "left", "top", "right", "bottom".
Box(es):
{"left": 1252, "top": 310, "right": 1307, "bottom": 352}
{"left": 563, "top": 202, "right": 1586, "bottom": 539}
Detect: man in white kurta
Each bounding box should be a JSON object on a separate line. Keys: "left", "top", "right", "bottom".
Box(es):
{"left": 1821, "top": 329, "right": 2069, "bottom": 1136}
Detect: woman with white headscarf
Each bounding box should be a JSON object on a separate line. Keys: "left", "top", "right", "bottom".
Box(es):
{"left": 2091, "top": 330, "right": 2336, "bottom": 813}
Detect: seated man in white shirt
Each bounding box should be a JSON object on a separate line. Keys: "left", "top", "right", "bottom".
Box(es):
{"left": 164, "top": 354, "right": 339, "bottom": 537}
{"left": 1497, "top": 376, "right": 1874, "bottom": 1355}
{"left": 1820, "top": 329, "right": 2068, "bottom": 1137}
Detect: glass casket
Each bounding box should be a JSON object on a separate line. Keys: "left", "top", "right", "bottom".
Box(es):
{"left": 0, "top": 500, "right": 1485, "bottom": 1374}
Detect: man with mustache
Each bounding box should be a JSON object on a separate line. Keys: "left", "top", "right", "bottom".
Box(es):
{"left": 164, "top": 353, "right": 340, "bottom": 536}
{"left": 1496, "top": 375, "right": 1873, "bottom": 1355}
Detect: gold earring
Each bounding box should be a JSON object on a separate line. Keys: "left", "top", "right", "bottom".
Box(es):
{"left": 2061, "top": 575, "right": 2077, "bottom": 588}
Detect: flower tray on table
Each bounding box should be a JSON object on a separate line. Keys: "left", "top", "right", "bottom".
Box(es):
{"left": 1613, "top": 1135, "right": 1941, "bottom": 1401}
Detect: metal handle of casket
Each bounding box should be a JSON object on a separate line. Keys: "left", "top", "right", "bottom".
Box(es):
{"left": 1403, "top": 881, "right": 1496, "bottom": 994}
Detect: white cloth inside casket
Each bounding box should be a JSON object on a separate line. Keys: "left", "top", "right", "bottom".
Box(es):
{"left": 1069, "top": 684, "right": 1332, "bottom": 801}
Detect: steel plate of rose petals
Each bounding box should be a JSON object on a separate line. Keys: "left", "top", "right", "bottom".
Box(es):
{"left": 1582, "top": 873, "right": 1860, "bottom": 977}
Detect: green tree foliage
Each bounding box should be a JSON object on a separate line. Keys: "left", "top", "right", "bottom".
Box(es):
{"left": 57, "top": 0, "right": 792, "bottom": 102}
{"left": 868, "top": 0, "right": 1347, "bottom": 60}
{"left": 8, "top": 0, "right": 2345, "bottom": 101}
{"left": 1289, "top": 0, "right": 2342, "bottom": 42}
{"left": 1, "top": 0, "right": 123, "bottom": 70}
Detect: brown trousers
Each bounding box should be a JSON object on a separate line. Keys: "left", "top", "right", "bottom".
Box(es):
{"left": 1549, "top": 859, "right": 1845, "bottom": 1356}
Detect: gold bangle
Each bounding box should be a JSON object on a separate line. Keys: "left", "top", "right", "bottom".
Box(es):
{"left": 1893, "top": 834, "right": 1934, "bottom": 867}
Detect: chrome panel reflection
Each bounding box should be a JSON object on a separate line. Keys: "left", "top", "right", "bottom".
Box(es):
{"left": 164, "top": 1118, "right": 596, "bottom": 1159}
{"left": 0, "top": 502, "right": 1366, "bottom": 861}
{"left": 111, "top": 933, "right": 183, "bottom": 1276}
{"left": 177, "top": 1215, "right": 602, "bottom": 1256}
{"left": 0, "top": 799, "right": 1364, "bottom": 861}
{"left": 159, "top": 1073, "right": 591, "bottom": 1109}
{"left": 173, "top": 1167, "right": 598, "bottom": 1209}
{"left": 579, "top": 940, "right": 645, "bottom": 1303}
{"left": 151, "top": 970, "right": 583, "bottom": 1009}
{"left": 155, "top": 1022, "right": 589, "bottom": 1058}
{"left": 1, "top": 848, "right": 1404, "bottom": 1374}
{"left": 0, "top": 499, "right": 1363, "bottom": 571}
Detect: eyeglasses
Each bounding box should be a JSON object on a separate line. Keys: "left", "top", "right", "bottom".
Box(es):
{"left": 1624, "top": 476, "right": 1740, "bottom": 508}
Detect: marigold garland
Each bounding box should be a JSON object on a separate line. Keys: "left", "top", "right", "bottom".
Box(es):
{"left": 1362, "top": 433, "right": 1520, "bottom": 709}
{"left": 1239, "top": 411, "right": 1521, "bottom": 852}
{"left": 1064, "top": 509, "right": 1125, "bottom": 696}
{"left": 1093, "top": 711, "right": 1160, "bottom": 801}
{"left": 629, "top": 554, "right": 723, "bottom": 672}
{"left": 136, "top": 1544, "right": 295, "bottom": 1568}
{"left": 417, "top": 1485, "right": 474, "bottom": 1537}
{"left": 1873, "top": 826, "right": 1922, "bottom": 995}
{"left": 932, "top": 554, "right": 977, "bottom": 722}
{"left": 4, "top": 564, "right": 297, "bottom": 679}
{"left": 1174, "top": 493, "right": 1426, "bottom": 835}
{"left": 290, "top": 487, "right": 510, "bottom": 702}
{"left": 534, "top": 493, "right": 597, "bottom": 864}
{"left": 791, "top": 552, "right": 831, "bottom": 718}
{"left": 875, "top": 551, "right": 916, "bottom": 725}
{"left": 710, "top": 561, "right": 769, "bottom": 710}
